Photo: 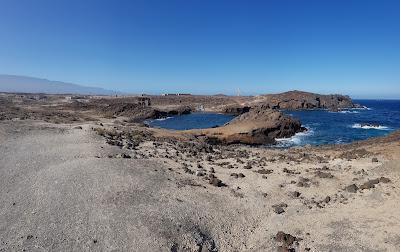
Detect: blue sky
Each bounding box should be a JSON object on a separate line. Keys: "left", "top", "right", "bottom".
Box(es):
{"left": 0, "top": 0, "right": 399, "bottom": 98}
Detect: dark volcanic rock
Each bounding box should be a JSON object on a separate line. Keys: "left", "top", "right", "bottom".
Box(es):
{"left": 231, "top": 173, "right": 245, "bottom": 178}
{"left": 272, "top": 203, "right": 288, "bottom": 214}
{"left": 289, "top": 191, "right": 301, "bottom": 198}
{"left": 222, "top": 105, "right": 251, "bottom": 115}
{"left": 359, "top": 177, "right": 391, "bottom": 190}
{"left": 255, "top": 169, "right": 273, "bottom": 174}
{"left": 345, "top": 184, "right": 359, "bottom": 193}
{"left": 152, "top": 106, "right": 192, "bottom": 119}
{"left": 315, "top": 171, "right": 334, "bottom": 179}
{"left": 208, "top": 174, "right": 224, "bottom": 187}
{"left": 190, "top": 107, "right": 305, "bottom": 145}
{"left": 379, "top": 177, "right": 391, "bottom": 183}
{"left": 254, "top": 90, "right": 358, "bottom": 111}
{"left": 275, "top": 231, "right": 298, "bottom": 248}
{"left": 359, "top": 179, "right": 380, "bottom": 190}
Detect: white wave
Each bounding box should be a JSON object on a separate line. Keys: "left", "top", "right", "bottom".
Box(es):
{"left": 351, "top": 123, "right": 390, "bottom": 130}
{"left": 329, "top": 110, "right": 360, "bottom": 114}
{"left": 335, "top": 138, "right": 344, "bottom": 144}
{"left": 154, "top": 117, "right": 173, "bottom": 121}
{"left": 275, "top": 127, "right": 314, "bottom": 146}
{"left": 353, "top": 106, "right": 372, "bottom": 110}
{"left": 338, "top": 110, "right": 359, "bottom": 114}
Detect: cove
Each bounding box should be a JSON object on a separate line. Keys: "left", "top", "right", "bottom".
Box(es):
{"left": 146, "top": 112, "right": 235, "bottom": 130}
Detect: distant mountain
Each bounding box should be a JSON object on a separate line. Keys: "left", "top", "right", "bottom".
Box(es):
{"left": 0, "top": 74, "right": 118, "bottom": 95}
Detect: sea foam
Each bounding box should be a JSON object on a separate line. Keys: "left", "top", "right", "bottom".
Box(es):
{"left": 351, "top": 123, "right": 389, "bottom": 130}
{"left": 154, "top": 117, "right": 173, "bottom": 121}
{"left": 275, "top": 127, "right": 314, "bottom": 147}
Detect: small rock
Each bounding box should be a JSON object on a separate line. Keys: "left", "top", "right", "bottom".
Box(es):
{"left": 345, "top": 184, "right": 358, "bottom": 193}
{"left": 255, "top": 169, "right": 273, "bottom": 174}
{"left": 275, "top": 231, "right": 297, "bottom": 247}
{"left": 379, "top": 177, "right": 391, "bottom": 183}
{"left": 273, "top": 206, "right": 285, "bottom": 214}
{"left": 243, "top": 164, "right": 252, "bottom": 169}
{"left": 196, "top": 170, "right": 205, "bottom": 176}
{"left": 209, "top": 174, "right": 224, "bottom": 187}
{"left": 290, "top": 191, "right": 301, "bottom": 198}
{"left": 372, "top": 157, "right": 379, "bottom": 163}
{"left": 116, "top": 153, "right": 131, "bottom": 159}
{"left": 315, "top": 171, "right": 334, "bottom": 178}
{"left": 359, "top": 179, "right": 380, "bottom": 190}
{"left": 324, "top": 196, "right": 331, "bottom": 203}
{"left": 272, "top": 203, "right": 288, "bottom": 214}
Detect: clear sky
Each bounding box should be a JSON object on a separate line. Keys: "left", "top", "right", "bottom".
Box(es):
{"left": 0, "top": 0, "right": 399, "bottom": 98}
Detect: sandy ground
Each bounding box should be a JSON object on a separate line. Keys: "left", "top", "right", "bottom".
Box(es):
{"left": 1, "top": 120, "right": 400, "bottom": 251}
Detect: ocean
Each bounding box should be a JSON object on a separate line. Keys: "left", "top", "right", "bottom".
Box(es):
{"left": 147, "top": 100, "right": 400, "bottom": 147}
{"left": 278, "top": 100, "right": 400, "bottom": 147}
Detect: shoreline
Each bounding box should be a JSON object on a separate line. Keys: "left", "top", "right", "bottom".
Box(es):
{"left": 1, "top": 91, "right": 399, "bottom": 251}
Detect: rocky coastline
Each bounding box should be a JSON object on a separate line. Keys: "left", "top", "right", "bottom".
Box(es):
{"left": 1, "top": 91, "right": 399, "bottom": 251}
{"left": 187, "top": 106, "right": 306, "bottom": 145}
{"left": 0, "top": 90, "right": 358, "bottom": 145}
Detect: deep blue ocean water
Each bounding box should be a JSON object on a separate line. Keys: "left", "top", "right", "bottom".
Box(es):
{"left": 278, "top": 100, "right": 400, "bottom": 147}
{"left": 147, "top": 100, "right": 400, "bottom": 146}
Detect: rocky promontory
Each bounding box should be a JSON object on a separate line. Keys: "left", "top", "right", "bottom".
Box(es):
{"left": 249, "top": 90, "right": 359, "bottom": 111}
{"left": 188, "top": 106, "right": 305, "bottom": 145}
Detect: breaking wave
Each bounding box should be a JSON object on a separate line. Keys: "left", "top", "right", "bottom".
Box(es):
{"left": 351, "top": 123, "right": 390, "bottom": 130}
{"left": 275, "top": 127, "right": 314, "bottom": 147}
{"left": 154, "top": 117, "right": 173, "bottom": 121}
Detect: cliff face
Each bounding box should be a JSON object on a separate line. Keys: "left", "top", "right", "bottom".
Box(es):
{"left": 188, "top": 107, "right": 305, "bottom": 145}
{"left": 250, "top": 91, "right": 358, "bottom": 111}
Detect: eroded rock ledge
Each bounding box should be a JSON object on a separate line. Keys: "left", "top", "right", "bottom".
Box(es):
{"left": 187, "top": 107, "right": 305, "bottom": 145}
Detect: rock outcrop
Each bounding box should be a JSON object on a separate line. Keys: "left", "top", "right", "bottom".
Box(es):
{"left": 222, "top": 105, "right": 251, "bottom": 115}
{"left": 151, "top": 106, "right": 192, "bottom": 119}
{"left": 188, "top": 107, "right": 305, "bottom": 145}
{"left": 251, "top": 91, "right": 359, "bottom": 110}
{"left": 74, "top": 98, "right": 192, "bottom": 122}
